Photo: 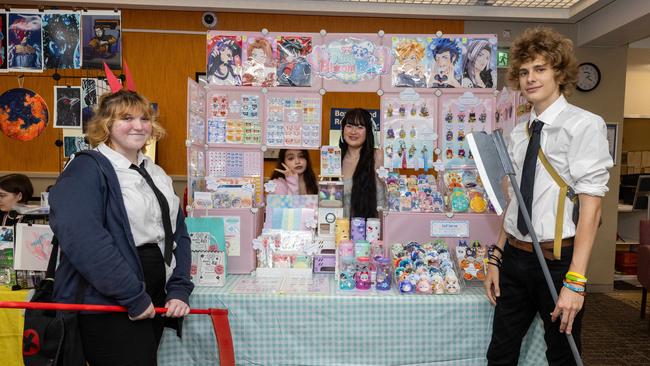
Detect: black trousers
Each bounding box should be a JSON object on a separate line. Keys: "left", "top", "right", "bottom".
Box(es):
{"left": 79, "top": 244, "right": 167, "bottom": 366}
{"left": 487, "top": 241, "right": 583, "bottom": 366}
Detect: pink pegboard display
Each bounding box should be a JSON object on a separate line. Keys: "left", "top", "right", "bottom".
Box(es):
{"left": 265, "top": 93, "right": 322, "bottom": 149}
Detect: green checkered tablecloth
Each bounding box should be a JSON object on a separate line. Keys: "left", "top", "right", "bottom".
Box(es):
{"left": 158, "top": 275, "right": 548, "bottom": 366}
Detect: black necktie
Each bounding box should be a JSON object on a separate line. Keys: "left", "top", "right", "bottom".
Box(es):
{"left": 517, "top": 120, "right": 544, "bottom": 237}
{"left": 130, "top": 162, "right": 173, "bottom": 266}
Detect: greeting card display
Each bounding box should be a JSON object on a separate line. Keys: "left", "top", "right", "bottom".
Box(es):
{"left": 381, "top": 89, "right": 436, "bottom": 170}
{"left": 206, "top": 88, "right": 263, "bottom": 145}
{"left": 241, "top": 35, "right": 278, "bottom": 87}
{"left": 458, "top": 37, "right": 498, "bottom": 89}
{"left": 313, "top": 34, "right": 390, "bottom": 91}
{"left": 265, "top": 93, "right": 322, "bottom": 148}
{"left": 320, "top": 146, "right": 342, "bottom": 177}
{"left": 206, "top": 33, "right": 243, "bottom": 86}
{"left": 439, "top": 91, "right": 494, "bottom": 167}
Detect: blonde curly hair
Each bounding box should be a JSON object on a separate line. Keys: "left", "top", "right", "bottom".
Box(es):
{"left": 395, "top": 39, "right": 425, "bottom": 63}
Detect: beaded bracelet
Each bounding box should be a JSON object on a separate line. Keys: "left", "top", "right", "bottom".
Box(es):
{"left": 488, "top": 244, "right": 504, "bottom": 256}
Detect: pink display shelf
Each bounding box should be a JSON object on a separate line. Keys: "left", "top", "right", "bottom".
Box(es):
{"left": 191, "top": 207, "right": 263, "bottom": 274}
{"left": 382, "top": 211, "right": 501, "bottom": 251}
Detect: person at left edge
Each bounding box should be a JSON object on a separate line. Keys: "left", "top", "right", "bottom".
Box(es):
{"left": 49, "top": 89, "right": 194, "bottom": 366}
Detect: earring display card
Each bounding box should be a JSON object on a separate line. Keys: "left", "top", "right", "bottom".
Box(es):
{"left": 381, "top": 91, "right": 436, "bottom": 171}
{"left": 265, "top": 94, "right": 322, "bottom": 148}
{"left": 439, "top": 92, "right": 494, "bottom": 168}
{"left": 206, "top": 90, "right": 263, "bottom": 145}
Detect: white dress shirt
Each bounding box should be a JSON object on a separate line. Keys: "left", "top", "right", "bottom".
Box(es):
{"left": 503, "top": 95, "right": 613, "bottom": 242}
{"left": 97, "top": 143, "right": 180, "bottom": 280}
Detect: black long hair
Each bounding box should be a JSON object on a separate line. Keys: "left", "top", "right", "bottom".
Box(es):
{"left": 339, "top": 108, "right": 378, "bottom": 218}
{"left": 269, "top": 149, "right": 318, "bottom": 194}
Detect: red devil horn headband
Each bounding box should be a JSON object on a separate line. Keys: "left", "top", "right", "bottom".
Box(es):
{"left": 103, "top": 61, "right": 137, "bottom": 93}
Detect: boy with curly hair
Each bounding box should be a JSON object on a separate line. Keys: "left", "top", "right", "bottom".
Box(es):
{"left": 483, "top": 27, "right": 613, "bottom": 365}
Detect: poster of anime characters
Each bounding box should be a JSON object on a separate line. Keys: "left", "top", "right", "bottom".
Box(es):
{"left": 439, "top": 92, "right": 494, "bottom": 167}
{"left": 14, "top": 223, "right": 54, "bottom": 271}
{"left": 0, "top": 14, "right": 7, "bottom": 70}
{"left": 316, "top": 37, "right": 388, "bottom": 83}
{"left": 381, "top": 90, "right": 436, "bottom": 170}
{"left": 427, "top": 37, "right": 463, "bottom": 88}
{"left": 391, "top": 37, "right": 429, "bottom": 88}
{"left": 277, "top": 36, "right": 312, "bottom": 87}
{"left": 54, "top": 86, "right": 82, "bottom": 128}
{"left": 81, "top": 11, "right": 121, "bottom": 69}
{"left": 206, "top": 33, "right": 242, "bottom": 86}
{"left": 459, "top": 37, "right": 497, "bottom": 89}
{"left": 42, "top": 12, "right": 81, "bottom": 69}
{"left": 241, "top": 36, "right": 277, "bottom": 87}
{"left": 7, "top": 13, "right": 43, "bottom": 71}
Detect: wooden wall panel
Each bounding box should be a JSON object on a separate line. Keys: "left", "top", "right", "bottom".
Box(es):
{"left": 0, "top": 9, "right": 462, "bottom": 175}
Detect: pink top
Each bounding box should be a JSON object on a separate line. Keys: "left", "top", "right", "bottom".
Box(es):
{"left": 270, "top": 175, "right": 299, "bottom": 195}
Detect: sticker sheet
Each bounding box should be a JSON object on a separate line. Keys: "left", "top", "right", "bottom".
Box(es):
{"left": 206, "top": 33, "right": 242, "bottom": 86}
{"left": 206, "top": 89, "right": 262, "bottom": 145}
{"left": 320, "top": 146, "right": 342, "bottom": 177}
{"left": 381, "top": 90, "right": 436, "bottom": 170}
{"left": 7, "top": 13, "right": 43, "bottom": 72}
{"left": 241, "top": 35, "right": 278, "bottom": 87}
{"left": 207, "top": 150, "right": 262, "bottom": 177}
{"left": 265, "top": 94, "right": 321, "bottom": 148}
{"left": 439, "top": 92, "right": 494, "bottom": 168}
{"left": 276, "top": 35, "right": 312, "bottom": 87}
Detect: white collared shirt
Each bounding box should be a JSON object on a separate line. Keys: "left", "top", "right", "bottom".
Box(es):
{"left": 96, "top": 143, "right": 179, "bottom": 279}
{"left": 503, "top": 95, "right": 613, "bottom": 242}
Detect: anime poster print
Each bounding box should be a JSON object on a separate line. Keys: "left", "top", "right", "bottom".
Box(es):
{"left": 54, "top": 86, "right": 82, "bottom": 128}
{"left": 14, "top": 223, "right": 54, "bottom": 271}
{"left": 440, "top": 92, "right": 494, "bottom": 168}
{"left": 427, "top": 37, "right": 463, "bottom": 88}
{"left": 207, "top": 33, "right": 242, "bottom": 86}
{"left": 382, "top": 90, "right": 436, "bottom": 171}
{"left": 459, "top": 37, "right": 497, "bottom": 89}
{"left": 7, "top": 13, "right": 43, "bottom": 71}
{"left": 42, "top": 12, "right": 81, "bottom": 69}
{"left": 81, "top": 12, "right": 121, "bottom": 69}
{"left": 315, "top": 37, "right": 388, "bottom": 83}
{"left": 391, "top": 37, "right": 429, "bottom": 88}
{"left": 241, "top": 36, "right": 277, "bottom": 87}
{"left": 277, "top": 36, "right": 312, "bottom": 87}
{"left": 0, "top": 88, "right": 49, "bottom": 141}
{"left": 0, "top": 14, "right": 7, "bottom": 70}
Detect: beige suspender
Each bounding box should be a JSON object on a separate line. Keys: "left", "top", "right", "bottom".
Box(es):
{"left": 525, "top": 124, "right": 578, "bottom": 259}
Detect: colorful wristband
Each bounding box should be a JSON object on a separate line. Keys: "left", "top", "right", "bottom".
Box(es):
{"left": 563, "top": 281, "right": 586, "bottom": 294}
{"left": 566, "top": 271, "right": 587, "bottom": 281}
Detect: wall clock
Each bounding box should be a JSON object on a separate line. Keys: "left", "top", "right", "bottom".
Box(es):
{"left": 576, "top": 62, "right": 600, "bottom": 92}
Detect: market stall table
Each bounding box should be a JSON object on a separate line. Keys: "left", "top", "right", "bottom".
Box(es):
{"left": 158, "top": 275, "right": 548, "bottom": 366}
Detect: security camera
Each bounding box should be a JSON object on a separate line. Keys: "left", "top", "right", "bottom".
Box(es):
{"left": 202, "top": 12, "right": 217, "bottom": 29}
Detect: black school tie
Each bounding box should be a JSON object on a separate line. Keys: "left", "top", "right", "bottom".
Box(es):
{"left": 517, "top": 119, "right": 544, "bottom": 237}
{"left": 130, "top": 162, "right": 173, "bottom": 266}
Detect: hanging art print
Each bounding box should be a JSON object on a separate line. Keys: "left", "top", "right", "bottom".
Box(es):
{"left": 241, "top": 35, "right": 277, "bottom": 87}
{"left": 0, "top": 14, "right": 7, "bottom": 70}
{"left": 206, "top": 33, "right": 242, "bottom": 86}
{"left": 0, "top": 88, "right": 49, "bottom": 141}
{"left": 427, "top": 37, "right": 463, "bottom": 88}
{"left": 391, "top": 36, "right": 429, "bottom": 88}
{"left": 314, "top": 37, "right": 388, "bottom": 83}
{"left": 7, "top": 13, "right": 43, "bottom": 71}
{"left": 54, "top": 86, "right": 82, "bottom": 128}
{"left": 277, "top": 36, "right": 312, "bottom": 87}
{"left": 81, "top": 11, "right": 121, "bottom": 69}
{"left": 81, "top": 78, "right": 108, "bottom": 132}
{"left": 459, "top": 37, "right": 497, "bottom": 89}
{"left": 42, "top": 12, "right": 81, "bottom": 69}
{"left": 14, "top": 223, "right": 54, "bottom": 271}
